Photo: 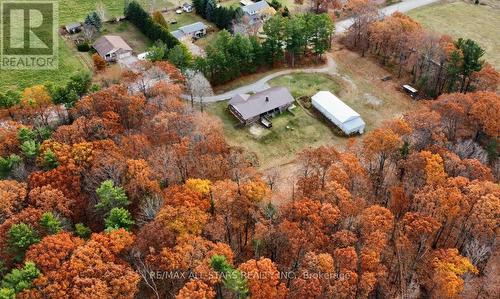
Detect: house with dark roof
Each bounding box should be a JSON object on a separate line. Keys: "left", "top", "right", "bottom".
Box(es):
{"left": 171, "top": 22, "right": 208, "bottom": 40}
{"left": 229, "top": 87, "right": 294, "bottom": 125}
{"left": 93, "top": 35, "right": 133, "bottom": 62}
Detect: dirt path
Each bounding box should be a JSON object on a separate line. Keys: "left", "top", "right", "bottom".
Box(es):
{"left": 181, "top": 55, "right": 338, "bottom": 102}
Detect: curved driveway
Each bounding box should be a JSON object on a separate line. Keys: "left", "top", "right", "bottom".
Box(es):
{"left": 182, "top": 0, "right": 439, "bottom": 102}
{"left": 181, "top": 56, "right": 337, "bottom": 102}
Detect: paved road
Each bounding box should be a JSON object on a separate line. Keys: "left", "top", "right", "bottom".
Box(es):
{"left": 336, "top": 0, "right": 440, "bottom": 33}
{"left": 183, "top": 0, "right": 439, "bottom": 102}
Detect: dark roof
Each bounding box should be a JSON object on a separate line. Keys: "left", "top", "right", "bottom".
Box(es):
{"left": 229, "top": 87, "right": 294, "bottom": 120}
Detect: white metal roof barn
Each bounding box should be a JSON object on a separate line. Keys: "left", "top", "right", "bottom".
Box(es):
{"left": 311, "top": 91, "right": 366, "bottom": 135}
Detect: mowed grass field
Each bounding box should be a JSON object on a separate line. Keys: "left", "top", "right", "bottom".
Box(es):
{"left": 58, "top": 0, "right": 176, "bottom": 24}
{"left": 409, "top": 1, "right": 500, "bottom": 68}
{"left": 0, "top": 37, "right": 85, "bottom": 91}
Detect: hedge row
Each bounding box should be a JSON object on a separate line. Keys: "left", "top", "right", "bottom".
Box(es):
{"left": 192, "top": 0, "right": 242, "bottom": 30}
{"left": 125, "top": 1, "right": 179, "bottom": 49}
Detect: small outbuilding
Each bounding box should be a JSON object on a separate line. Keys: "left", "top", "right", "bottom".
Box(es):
{"left": 402, "top": 84, "right": 418, "bottom": 98}
{"left": 93, "top": 35, "right": 133, "bottom": 62}
{"left": 65, "top": 22, "right": 82, "bottom": 34}
{"left": 229, "top": 86, "right": 294, "bottom": 125}
{"left": 182, "top": 3, "right": 193, "bottom": 12}
{"left": 311, "top": 91, "right": 365, "bottom": 135}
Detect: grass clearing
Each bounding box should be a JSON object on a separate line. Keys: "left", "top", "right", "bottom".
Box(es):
{"left": 57, "top": 0, "right": 176, "bottom": 24}
{"left": 100, "top": 21, "right": 153, "bottom": 53}
{"left": 0, "top": 37, "right": 86, "bottom": 91}
{"left": 194, "top": 31, "right": 221, "bottom": 49}
{"left": 408, "top": 1, "right": 500, "bottom": 68}
{"left": 268, "top": 73, "right": 341, "bottom": 98}
{"left": 162, "top": 11, "right": 214, "bottom": 31}
{"left": 331, "top": 48, "right": 419, "bottom": 131}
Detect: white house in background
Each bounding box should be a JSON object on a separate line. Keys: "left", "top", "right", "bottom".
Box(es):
{"left": 93, "top": 35, "right": 133, "bottom": 62}
{"left": 241, "top": 1, "right": 275, "bottom": 25}
{"left": 311, "top": 91, "right": 366, "bottom": 135}
{"left": 182, "top": 3, "right": 193, "bottom": 12}
{"left": 171, "top": 22, "right": 208, "bottom": 40}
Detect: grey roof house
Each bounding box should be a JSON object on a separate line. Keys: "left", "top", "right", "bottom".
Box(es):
{"left": 93, "top": 35, "right": 133, "bottom": 62}
{"left": 229, "top": 87, "right": 294, "bottom": 125}
{"left": 171, "top": 22, "right": 208, "bottom": 40}
{"left": 241, "top": 1, "right": 273, "bottom": 24}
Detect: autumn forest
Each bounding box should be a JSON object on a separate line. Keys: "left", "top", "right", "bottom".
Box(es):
{"left": 0, "top": 3, "right": 499, "bottom": 299}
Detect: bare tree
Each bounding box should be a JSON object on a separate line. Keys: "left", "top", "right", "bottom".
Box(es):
{"left": 264, "top": 168, "right": 280, "bottom": 191}
{"left": 137, "top": 195, "right": 164, "bottom": 226}
{"left": 464, "top": 238, "right": 491, "bottom": 269}
{"left": 233, "top": 15, "right": 261, "bottom": 36}
{"left": 82, "top": 24, "right": 97, "bottom": 43}
{"left": 131, "top": 249, "right": 160, "bottom": 299}
{"left": 184, "top": 69, "right": 213, "bottom": 110}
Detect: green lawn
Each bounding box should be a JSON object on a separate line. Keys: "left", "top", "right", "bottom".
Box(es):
{"left": 57, "top": 0, "right": 176, "bottom": 24}
{"left": 409, "top": 1, "right": 500, "bottom": 68}
{"left": 206, "top": 73, "right": 345, "bottom": 169}
{"left": 162, "top": 11, "right": 214, "bottom": 31}
{"left": 0, "top": 38, "right": 86, "bottom": 91}
{"left": 100, "top": 21, "right": 153, "bottom": 53}
{"left": 268, "top": 73, "right": 341, "bottom": 98}
{"left": 194, "top": 31, "right": 221, "bottom": 49}
{"left": 219, "top": 0, "right": 242, "bottom": 8}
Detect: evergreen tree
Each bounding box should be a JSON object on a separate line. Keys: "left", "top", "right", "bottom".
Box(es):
{"left": 167, "top": 44, "right": 193, "bottom": 70}
{"left": 0, "top": 262, "right": 40, "bottom": 295}
{"left": 105, "top": 208, "right": 134, "bottom": 231}
{"left": 84, "top": 11, "right": 102, "bottom": 31}
{"left": 40, "top": 212, "right": 62, "bottom": 235}
{"left": 7, "top": 223, "right": 40, "bottom": 262}
{"left": 95, "top": 180, "right": 130, "bottom": 215}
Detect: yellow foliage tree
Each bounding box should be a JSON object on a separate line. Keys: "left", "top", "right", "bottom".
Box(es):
{"left": 21, "top": 85, "right": 52, "bottom": 108}
{"left": 185, "top": 178, "right": 212, "bottom": 197}
{"left": 421, "top": 151, "right": 447, "bottom": 186}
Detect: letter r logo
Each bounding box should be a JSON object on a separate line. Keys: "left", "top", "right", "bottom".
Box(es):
{"left": 0, "top": 1, "right": 58, "bottom": 70}
{"left": 1, "top": 1, "right": 57, "bottom": 55}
